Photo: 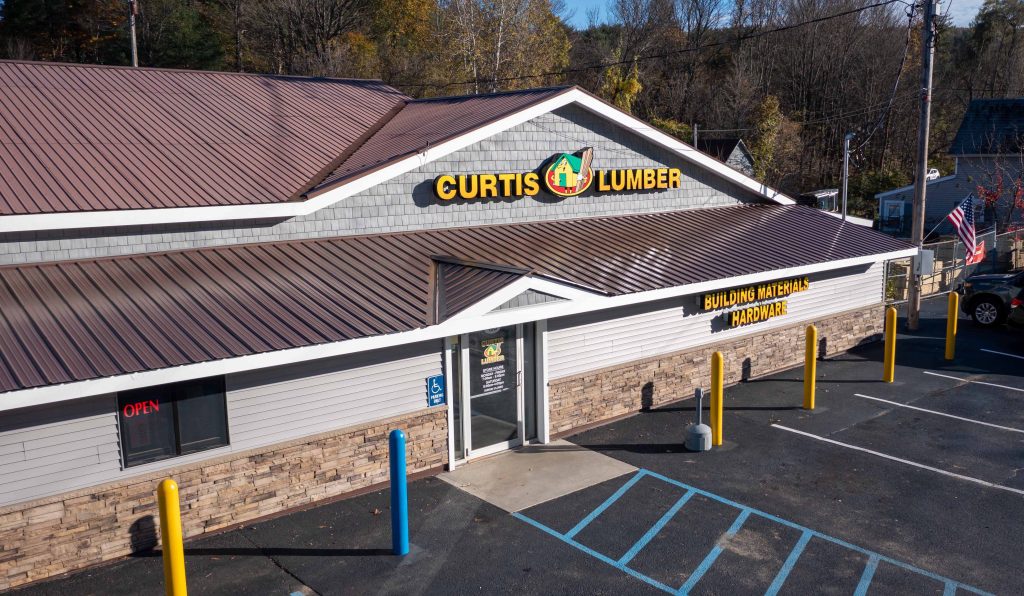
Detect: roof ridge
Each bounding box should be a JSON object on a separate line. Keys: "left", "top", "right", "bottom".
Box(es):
{"left": 408, "top": 85, "right": 574, "bottom": 103}
{"left": 0, "top": 59, "right": 406, "bottom": 88}
{"left": 296, "top": 99, "right": 411, "bottom": 198}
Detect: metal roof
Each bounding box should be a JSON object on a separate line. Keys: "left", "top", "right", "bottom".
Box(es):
{"left": 0, "top": 60, "right": 407, "bottom": 215}
{"left": 435, "top": 261, "right": 527, "bottom": 320}
{"left": 0, "top": 205, "right": 912, "bottom": 395}
{"left": 949, "top": 98, "right": 1024, "bottom": 155}
{"left": 308, "top": 87, "right": 572, "bottom": 195}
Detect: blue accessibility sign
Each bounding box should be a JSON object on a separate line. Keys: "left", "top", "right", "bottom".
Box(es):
{"left": 426, "top": 374, "right": 445, "bottom": 407}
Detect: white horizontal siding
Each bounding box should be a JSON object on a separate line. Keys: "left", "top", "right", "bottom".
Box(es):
{"left": 226, "top": 340, "right": 443, "bottom": 450}
{"left": 0, "top": 341, "right": 443, "bottom": 508}
{"left": 0, "top": 395, "right": 122, "bottom": 506}
{"left": 548, "top": 263, "right": 883, "bottom": 379}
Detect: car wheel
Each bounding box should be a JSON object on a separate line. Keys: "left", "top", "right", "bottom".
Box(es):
{"left": 971, "top": 297, "right": 1004, "bottom": 326}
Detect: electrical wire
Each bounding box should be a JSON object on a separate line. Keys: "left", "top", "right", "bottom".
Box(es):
{"left": 393, "top": 0, "right": 909, "bottom": 90}
{"left": 851, "top": 0, "right": 918, "bottom": 156}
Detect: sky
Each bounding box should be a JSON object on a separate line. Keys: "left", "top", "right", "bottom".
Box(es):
{"left": 564, "top": 0, "right": 985, "bottom": 30}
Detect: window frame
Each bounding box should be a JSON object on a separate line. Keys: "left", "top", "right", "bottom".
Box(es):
{"left": 117, "top": 376, "right": 230, "bottom": 468}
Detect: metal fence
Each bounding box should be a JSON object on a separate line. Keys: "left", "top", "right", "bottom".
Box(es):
{"left": 885, "top": 229, "right": 1024, "bottom": 304}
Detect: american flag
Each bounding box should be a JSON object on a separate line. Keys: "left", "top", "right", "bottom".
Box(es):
{"left": 947, "top": 194, "right": 976, "bottom": 254}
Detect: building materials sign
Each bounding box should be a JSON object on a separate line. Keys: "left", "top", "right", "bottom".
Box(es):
{"left": 702, "top": 276, "right": 810, "bottom": 328}
{"left": 432, "top": 147, "right": 682, "bottom": 201}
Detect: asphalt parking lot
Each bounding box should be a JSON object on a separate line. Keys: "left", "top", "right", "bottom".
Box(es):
{"left": 13, "top": 296, "right": 1024, "bottom": 595}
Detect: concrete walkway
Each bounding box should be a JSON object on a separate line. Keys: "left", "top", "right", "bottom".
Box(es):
{"left": 439, "top": 440, "right": 636, "bottom": 512}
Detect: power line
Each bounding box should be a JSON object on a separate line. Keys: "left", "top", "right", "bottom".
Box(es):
{"left": 699, "top": 88, "right": 921, "bottom": 135}
{"left": 852, "top": 0, "right": 918, "bottom": 155}
{"left": 393, "top": 0, "right": 909, "bottom": 90}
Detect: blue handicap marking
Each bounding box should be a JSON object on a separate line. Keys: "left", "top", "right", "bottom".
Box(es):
{"left": 514, "top": 469, "right": 994, "bottom": 596}
{"left": 426, "top": 374, "right": 445, "bottom": 406}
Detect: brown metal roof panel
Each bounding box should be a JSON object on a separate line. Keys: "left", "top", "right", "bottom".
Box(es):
{"left": 0, "top": 60, "right": 409, "bottom": 215}
{"left": 15, "top": 268, "right": 124, "bottom": 378}
{"left": 59, "top": 262, "right": 192, "bottom": 368}
{"left": 0, "top": 274, "right": 77, "bottom": 386}
{"left": 309, "top": 87, "right": 572, "bottom": 194}
{"left": 438, "top": 262, "right": 523, "bottom": 319}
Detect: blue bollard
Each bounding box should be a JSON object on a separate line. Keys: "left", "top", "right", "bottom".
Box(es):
{"left": 388, "top": 429, "right": 409, "bottom": 556}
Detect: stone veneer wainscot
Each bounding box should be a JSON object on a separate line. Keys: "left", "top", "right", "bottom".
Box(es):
{"left": 0, "top": 407, "right": 447, "bottom": 591}
{"left": 548, "top": 305, "right": 885, "bottom": 436}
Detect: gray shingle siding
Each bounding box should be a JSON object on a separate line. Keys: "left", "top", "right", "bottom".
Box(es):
{"left": 0, "top": 105, "right": 765, "bottom": 265}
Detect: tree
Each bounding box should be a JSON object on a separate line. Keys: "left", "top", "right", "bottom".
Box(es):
{"left": 0, "top": 0, "right": 127, "bottom": 64}
{"left": 973, "top": 152, "right": 1024, "bottom": 230}
{"left": 598, "top": 53, "right": 642, "bottom": 113}
{"left": 137, "top": 0, "right": 224, "bottom": 70}
{"left": 434, "top": 0, "right": 570, "bottom": 95}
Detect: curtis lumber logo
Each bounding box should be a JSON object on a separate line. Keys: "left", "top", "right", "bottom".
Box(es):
{"left": 432, "top": 148, "right": 682, "bottom": 201}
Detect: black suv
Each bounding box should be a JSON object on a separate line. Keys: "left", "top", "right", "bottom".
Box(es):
{"left": 960, "top": 270, "right": 1024, "bottom": 326}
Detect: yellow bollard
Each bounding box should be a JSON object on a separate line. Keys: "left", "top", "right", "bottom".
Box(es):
{"left": 711, "top": 351, "right": 724, "bottom": 446}
{"left": 803, "top": 325, "right": 818, "bottom": 410}
{"left": 945, "top": 292, "right": 959, "bottom": 361}
{"left": 157, "top": 479, "right": 188, "bottom": 596}
{"left": 883, "top": 306, "right": 897, "bottom": 383}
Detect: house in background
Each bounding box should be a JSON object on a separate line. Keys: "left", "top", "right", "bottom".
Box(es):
{"left": 798, "top": 189, "right": 839, "bottom": 212}
{"left": 696, "top": 138, "right": 756, "bottom": 177}
{"left": 798, "top": 188, "right": 874, "bottom": 227}
{"left": 875, "top": 98, "right": 1024, "bottom": 237}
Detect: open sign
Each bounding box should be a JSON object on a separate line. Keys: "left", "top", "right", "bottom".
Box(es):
{"left": 122, "top": 399, "right": 160, "bottom": 417}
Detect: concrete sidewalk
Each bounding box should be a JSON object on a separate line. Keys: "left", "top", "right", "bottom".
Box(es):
{"left": 440, "top": 439, "right": 636, "bottom": 512}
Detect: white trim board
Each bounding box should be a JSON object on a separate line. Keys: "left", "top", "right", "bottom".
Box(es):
{"left": 0, "top": 247, "right": 915, "bottom": 412}
{"left": 0, "top": 89, "right": 792, "bottom": 234}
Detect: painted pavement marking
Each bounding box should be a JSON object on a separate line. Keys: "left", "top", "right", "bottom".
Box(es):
{"left": 852, "top": 393, "right": 1024, "bottom": 434}
{"left": 773, "top": 424, "right": 1024, "bottom": 497}
{"left": 980, "top": 348, "right": 1024, "bottom": 361}
{"left": 923, "top": 370, "right": 1024, "bottom": 393}
{"left": 514, "top": 469, "right": 992, "bottom": 595}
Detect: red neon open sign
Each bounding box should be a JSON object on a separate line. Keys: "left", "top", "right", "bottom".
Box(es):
{"left": 122, "top": 399, "right": 160, "bottom": 417}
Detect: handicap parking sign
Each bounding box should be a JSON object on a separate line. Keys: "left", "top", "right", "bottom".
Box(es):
{"left": 426, "top": 374, "right": 445, "bottom": 407}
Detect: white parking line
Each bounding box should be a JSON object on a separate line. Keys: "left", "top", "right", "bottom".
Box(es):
{"left": 853, "top": 393, "right": 1024, "bottom": 434}
{"left": 980, "top": 348, "right": 1024, "bottom": 361}
{"left": 772, "top": 424, "right": 1024, "bottom": 497}
{"left": 923, "top": 370, "right": 1024, "bottom": 393}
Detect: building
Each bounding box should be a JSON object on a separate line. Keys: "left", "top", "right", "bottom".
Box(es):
{"left": 0, "top": 60, "right": 914, "bottom": 590}
{"left": 875, "top": 98, "right": 1024, "bottom": 236}
{"left": 696, "top": 138, "right": 756, "bottom": 177}
{"left": 798, "top": 189, "right": 874, "bottom": 228}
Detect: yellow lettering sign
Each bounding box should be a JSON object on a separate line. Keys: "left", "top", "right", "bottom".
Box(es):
{"left": 702, "top": 277, "right": 809, "bottom": 314}
{"left": 432, "top": 167, "right": 683, "bottom": 200}
{"left": 728, "top": 300, "right": 789, "bottom": 328}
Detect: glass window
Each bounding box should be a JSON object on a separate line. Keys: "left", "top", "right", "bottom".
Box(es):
{"left": 118, "top": 377, "right": 228, "bottom": 467}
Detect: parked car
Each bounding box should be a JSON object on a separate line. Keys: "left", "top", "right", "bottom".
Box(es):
{"left": 1008, "top": 288, "right": 1024, "bottom": 326}
{"left": 960, "top": 270, "right": 1024, "bottom": 326}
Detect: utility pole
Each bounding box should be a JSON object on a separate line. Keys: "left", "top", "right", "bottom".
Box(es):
{"left": 692, "top": 123, "right": 699, "bottom": 147}
{"left": 907, "top": 0, "right": 939, "bottom": 331}
{"left": 841, "top": 132, "right": 854, "bottom": 221}
{"left": 129, "top": 0, "right": 139, "bottom": 67}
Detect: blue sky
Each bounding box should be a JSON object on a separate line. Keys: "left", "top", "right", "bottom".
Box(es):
{"left": 564, "top": 0, "right": 985, "bottom": 29}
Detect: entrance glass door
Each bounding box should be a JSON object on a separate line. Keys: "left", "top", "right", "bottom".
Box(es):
{"left": 450, "top": 323, "right": 538, "bottom": 462}
{"left": 467, "top": 325, "right": 520, "bottom": 454}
